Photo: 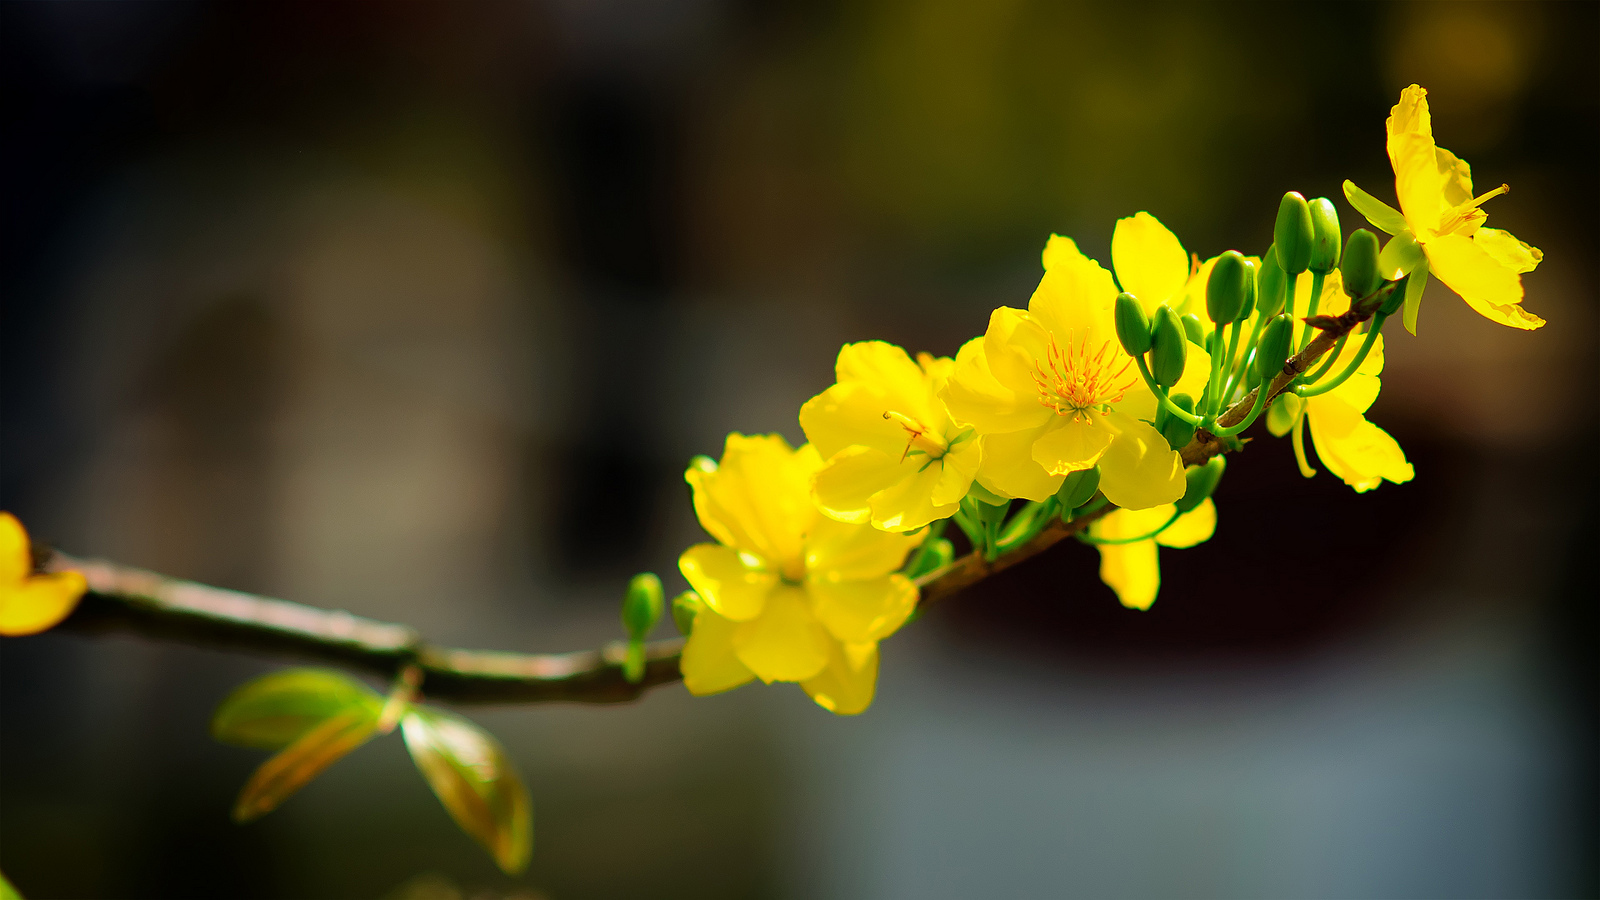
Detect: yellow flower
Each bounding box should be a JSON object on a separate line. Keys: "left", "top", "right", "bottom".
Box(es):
{"left": 799, "top": 342, "right": 981, "bottom": 532}
{"left": 940, "top": 236, "right": 1210, "bottom": 508}
{"left": 677, "top": 434, "right": 920, "bottom": 714}
{"left": 1107, "top": 212, "right": 1193, "bottom": 318}
{"left": 1344, "top": 84, "right": 1544, "bottom": 332}
{"left": 1089, "top": 498, "right": 1216, "bottom": 610}
{"left": 1, "top": 512, "right": 87, "bottom": 636}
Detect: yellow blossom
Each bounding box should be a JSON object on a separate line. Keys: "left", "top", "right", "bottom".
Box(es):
{"left": 1107, "top": 212, "right": 1193, "bottom": 317}
{"left": 1, "top": 512, "right": 87, "bottom": 636}
{"left": 940, "top": 236, "right": 1211, "bottom": 508}
{"left": 677, "top": 434, "right": 920, "bottom": 714}
{"left": 1344, "top": 84, "right": 1543, "bottom": 333}
{"left": 1089, "top": 498, "right": 1216, "bottom": 611}
{"left": 799, "top": 342, "right": 981, "bottom": 532}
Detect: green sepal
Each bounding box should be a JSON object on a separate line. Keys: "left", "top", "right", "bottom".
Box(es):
{"left": 1180, "top": 313, "right": 1204, "bottom": 345}
{"left": 1149, "top": 306, "right": 1187, "bottom": 388}
{"left": 1342, "top": 179, "right": 1407, "bottom": 235}
{"left": 1401, "top": 262, "right": 1429, "bottom": 334}
{"left": 1253, "top": 314, "right": 1295, "bottom": 380}
{"left": 1340, "top": 228, "right": 1382, "bottom": 299}
{"left": 1378, "top": 231, "right": 1425, "bottom": 279}
{"left": 1175, "top": 456, "right": 1225, "bottom": 514}
{"left": 212, "top": 668, "right": 384, "bottom": 750}
{"left": 963, "top": 480, "right": 1010, "bottom": 508}
{"left": 1380, "top": 273, "right": 1409, "bottom": 316}
{"left": 1266, "top": 393, "right": 1302, "bottom": 437}
{"left": 1056, "top": 466, "right": 1101, "bottom": 511}
{"left": 1255, "top": 247, "right": 1287, "bottom": 319}
{"left": 1206, "top": 251, "right": 1249, "bottom": 324}
{"left": 671, "top": 590, "right": 702, "bottom": 636}
{"left": 1273, "top": 191, "right": 1314, "bottom": 275}
{"left": 1308, "top": 197, "right": 1341, "bottom": 273}
{"left": 1114, "top": 292, "right": 1152, "bottom": 355}
{"left": 905, "top": 538, "right": 953, "bottom": 579}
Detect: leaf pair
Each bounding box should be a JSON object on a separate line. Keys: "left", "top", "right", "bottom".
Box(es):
{"left": 212, "top": 668, "right": 532, "bottom": 874}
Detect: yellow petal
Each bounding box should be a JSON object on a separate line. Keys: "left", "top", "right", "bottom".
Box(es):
{"left": 1042, "top": 233, "right": 1082, "bottom": 272}
{"left": 0, "top": 512, "right": 30, "bottom": 586}
{"left": 679, "top": 607, "right": 756, "bottom": 696}
{"left": 1088, "top": 513, "right": 1163, "bottom": 611}
{"left": 834, "top": 340, "right": 942, "bottom": 428}
{"left": 928, "top": 440, "right": 981, "bottom": 508}
{"left": 973, "top": 422, "right": 1063, "bottom": 501}
{"left": 687, "top": 434, "right": 817, "bottom": 566}
{"left": 1343, "top": 180, "right": 1409, "bottom": 236}
{"left": 1030, "top": 416, "right": 1113, "bottom": 475}
{"left": 940, "top": 335, "right": 1052, "bottom": 434}
{"left": 1178, "top": 254, "right": 1217, "bottom": 318}
{"left": 0, "top": 571, "right": 88, "bottom": 636}
{"left": 678, "top": 543, "right": 777, "bottom": 622}
{"left": 1387, "top": 85, "right": 1445, "bottom": 237}
{"left": 1473, "top": 227, "right": 1543, "bottom": 275}
{"left": 805, "top": 574, "right": 918, "bottom": 644}
{"left": 811, "top": 446, "right": 901, "bottom": 524}
{"left": 1112, "top": 212, "right": 1189, "bottom": 313}
{"left": 1026, "top": 248, "right": 1118, "bottom": 353}
{"left": 1156, "top": 498, "right": 1216, "bottom": 548}
{"left": 800, "top": 638, "right": 879, "bottom": 715}
{"left": 1096, "top": 412, "right": 1185, "bottom": 510}
{"left": 1306, "top": 394, "right": 1414, "bottom": 493}
{"left": 804, "top": 515, "right": 919, "bottom": 582}
{"left": 868, "top": 460, "right": 954, "bottom": 532}
{"left": 982, "top": 306, "right": 1055, "bottom": 397}
{"left": 732, "top": 586, "right": 831, "bottom": 683}
{"left": 1433, "top": 145, "right": 1475, "bottom": 208}
{"left": 1426, "top": 233, "right": 1545, "bottom": 330}
{"left": 799, "top": 382, "right": 905, "bottom": 461}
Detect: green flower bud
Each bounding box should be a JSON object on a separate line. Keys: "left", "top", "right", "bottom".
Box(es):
{"left": 1180, "top": 313, "right": 1204, "bottom": 345}
{"left": 905, "top": 538, "right": 953, "bottom": 579}
{"left": 1256, "top": 246, "right": 1288, "bottom": 319}
{"left": 1266, "top": 393, "right": 1303, "bottom": 437}
{"left": 688, "top": 455, "right": 718, "bottom": 475}
{"left": 1274, "top": 191, "right": 1314, "bottom": 275}
{"left": 1206, "top": 251, "right": 1249, "bottom": 324}
{"left": 1176, "top": 455, "right": 1225, "bottom": 513}
{"left": 671, "top": 590, "right": 702, "bottom": 636}
{"left": 1308, "top": 197, "right": 1341, "bottom": 273}
{"left": 622, "top": 572, "right": 663, "bottom": 640}
{"left": 1056, "top": 466, "right": 1101, "bottom": 511}
{"left": 1149, "top": 306, "right": 1187, "bottom": 388}
{"left": 1341, "top": 228, "right": 1382, "bottom": 300}
{"left": 1114, "top": 292, "right": 1152, "bottom": 356}
{"left": 1253, "top": 313, "right": 1295, "bottom": 380}
{"left": 1236, "top": 258, "right": 1259, "bottom": 322}
{"left": 1161, "top": 392, "right": 1196, "bottom": 450}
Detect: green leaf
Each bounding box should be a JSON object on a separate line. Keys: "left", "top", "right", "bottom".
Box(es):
{"left": 401, "top": 706, "right": 532, "bottom": 875}
{"left": 1341, "top": 180, "right": 1407, "bottom": 236}
{"left": 233, "top": 706, "right": 381, "bottom": 822}
{"left": 212, "top": 668, "right": 384, "bottom": 750}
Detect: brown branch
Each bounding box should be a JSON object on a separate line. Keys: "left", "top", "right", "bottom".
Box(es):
{"left": 41, "top": 282, "right": 1395, "bottom": 706}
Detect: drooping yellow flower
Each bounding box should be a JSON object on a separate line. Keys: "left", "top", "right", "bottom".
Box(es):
{"left": 1, "top": 512, "right": 87, "bottom": 636}
{"left": 1089, "top": 498, "right": 1216, "bottom": 610}
{"left": 940, "top": 236, "right": 1210, "bottom": 508}
{"left": 1344, "top": 84, "right": 1543, "bottom": 332}
{"left": 677, "top": 434, "right": 920, "bottom": 714}
{"left": 799, "top": 342, "right": 980, "bottom": 532}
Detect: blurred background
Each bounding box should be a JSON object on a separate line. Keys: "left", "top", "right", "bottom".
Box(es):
{"left": 2, "top": 1, "right": 1595, "bottom": 897}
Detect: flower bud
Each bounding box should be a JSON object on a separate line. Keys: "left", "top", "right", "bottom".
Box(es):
{"left": 1161, "top": 392, "right": 1197, "bottom": 450}
{"left": 1237, "top": 258, "right": 1259, "bottom": 322}
{"left": 1308, "top": 197, "right": 1341, "bottom": 273}
{"left": 1206, "top": 251, "right": 1249, "bottom": 324}
{"left": 671, "top": 590, "right": 702, "bottom": 636}
{"left": 1180, "top": 313, "right": 1204, "bottom": 345}
{"left": 1253, "top": 313, "right": 1295, "bottom": 380}
{"left": 1274, "top": 191, "right": 1314, "bottom": 275}
{"left": 1056, "top": 466, "right": 1101, "bottom": 511}
{"left": 1114, "top": 292, "right": 1152, "bottom": 356}
{"left": 622, "top": 572, "right": 663, "bottom": 640}
{"left": 1341, "top": 228, "right": 1381, "bottom": 300}
{"left": 1149, "top": 306, "right": 1187, "bottom": 388}
{"left": 1255, "top": 247, "right": 1287, "bottom": 319}
{"left": 1175, "top": 456, "right": 1225, "bottom": 513}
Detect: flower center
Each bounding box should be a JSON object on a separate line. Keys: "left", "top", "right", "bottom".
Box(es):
{"left": 1437, "top": 183, "right": 1509, "bottom": 237}
{"left": 1033, "top": 334, "right": 1136, "bottom": 421}
{"left": 884, "top": 411, "right": 948, "bottom": 461}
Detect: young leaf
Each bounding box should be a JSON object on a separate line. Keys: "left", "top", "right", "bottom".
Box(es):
{"left": 401, "top": 706, "right": 532, "bottom": 875}
{"left": 232, "top": 707, "right": 381, "bottom": 823}
{"left": 212, "top": 668, "right": 384, "bottom": 750}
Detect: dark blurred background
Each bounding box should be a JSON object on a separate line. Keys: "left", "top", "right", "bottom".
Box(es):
{"left": 2, "top": 2, "right": 1595, "bottom": 898}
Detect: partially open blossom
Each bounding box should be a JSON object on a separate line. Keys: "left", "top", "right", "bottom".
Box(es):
{"left": 1089, "top": 498, "right": 1217, "bottom": 610}
{"left": 1, "top": 512, "right": 87, "bottom": 636}
{"left": 678, "top": 435, "right": 920, "bottom": 714}
{"left": 940, "top": 236, "right": 1210, "bottom": 507}
{"left": 1344, "top": 84, "right": 1543, "bottom": 332}
{"left": 799, "top": 342, "right": 980, "bottom": 532}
